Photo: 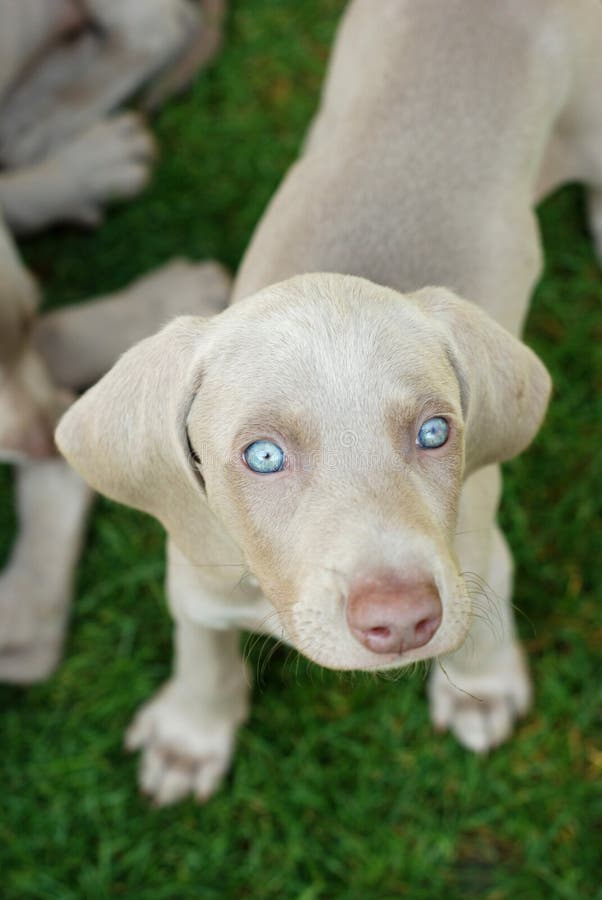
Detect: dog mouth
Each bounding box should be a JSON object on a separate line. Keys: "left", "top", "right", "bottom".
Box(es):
{"left": 250, "top": 544, "right": 471, "bottom": 672}
{"left": 294, "top": 639, "right": 437, "bottom": 673}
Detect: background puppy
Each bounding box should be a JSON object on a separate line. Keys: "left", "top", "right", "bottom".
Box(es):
{"left": 0, "top": 0, "right": 227, "bottom": 680}
{"left": 57, "top": 0, "right": 601, "bottom": 806}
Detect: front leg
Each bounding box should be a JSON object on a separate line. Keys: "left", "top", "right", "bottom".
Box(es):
{"left": 126, "top": 541, "right": 252, "bottom": 806}
{"left": 429, "top": 465, "right": 532, "bottom": 752}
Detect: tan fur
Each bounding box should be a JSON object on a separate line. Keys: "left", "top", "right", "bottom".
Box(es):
{"left": 58, "top": 0, "right": 600, "bottom": 803}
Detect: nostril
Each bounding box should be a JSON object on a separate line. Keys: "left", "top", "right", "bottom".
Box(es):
{"left": 367, "top": 626, "right": 391, "bottom": 640}
{"left": 414, "top": 615, "right": 441, "bottom": 643}
{"left": 351, "top": 623, "right": 399, "bottom": 654}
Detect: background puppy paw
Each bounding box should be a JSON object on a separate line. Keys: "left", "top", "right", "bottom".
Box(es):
{"left": 428, "top": 642, "right": 533, "bottom": 752}
{"left": 45, "top": 113, "right": 156, "bottom": 226}
{"left": 125, "top": 680, "right": 248, "bottom": 806}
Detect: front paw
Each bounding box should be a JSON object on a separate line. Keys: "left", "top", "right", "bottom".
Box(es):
{"left": 428, "top": 642, "right": 532, "bottom": 752}
{"left": 125, "top": 680, "right": 249, "bottom": 806}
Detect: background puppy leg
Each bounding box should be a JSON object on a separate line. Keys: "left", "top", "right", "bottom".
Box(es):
{"left": 35, "top": 260, "right": 231, "bottom": 390}
{"left": 0, "top": 218, "right": 39, "bottom": 355}
{"left": 0, "top": 459, "right": 92, "bottom": 683}
{"left": 429, "top": 465, "right": 532, "bottom": 752}
{"left": 125, "top": 542, "right": 250, "bottom": 806}
{"left": 0, "top": 113, "right": 155, "bottom": 233}
{"left": 142, "top": 0, "right": 228, "bottom": 111}
{"left": 87, "top": 0, "right": 199, "bottom": 57}
{"left": 0, "top": 0, "right": 81, "bottom": 102}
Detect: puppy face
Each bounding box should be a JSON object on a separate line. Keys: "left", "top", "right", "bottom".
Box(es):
{"left": 57, "top": 274, "right": 551, "bottom": 670}
{"left": 188, "top": 279, "right": 467, "bottom": 668}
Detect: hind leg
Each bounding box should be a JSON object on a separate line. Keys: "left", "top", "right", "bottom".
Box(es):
{"left": 537, "top": 131, "right": 602, "bottom": 263}
{"left": 536, "top": 19, "right": 602, "bottom": 262}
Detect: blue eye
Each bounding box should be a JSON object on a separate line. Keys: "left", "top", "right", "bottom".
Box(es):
{"left": 417, "top": 417, "right": 449, "bottom": 449}
{"left": 244, "top": 440, "right": 285, "bottom": 474}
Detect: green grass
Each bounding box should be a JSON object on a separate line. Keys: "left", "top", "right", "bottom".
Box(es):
{"left": 1, "top": 2, "right": 601, "bottom": 897}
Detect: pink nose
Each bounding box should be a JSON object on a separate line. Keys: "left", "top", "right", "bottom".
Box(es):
{"left": 347, "top": 574, "right": 442, "bottom": 655}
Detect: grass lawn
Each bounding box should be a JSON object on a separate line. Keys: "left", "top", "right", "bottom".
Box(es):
{"left": 1, "top": 1, "right": 600, "bottom": 897}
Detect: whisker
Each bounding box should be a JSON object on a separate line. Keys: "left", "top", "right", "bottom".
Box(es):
{"left": 254, "top": 634, "right": 277, "bottom": 691}
{"left": 260, "top": 640, "right": 284, "bottom": 685}
{"left": 241, "top": 629, "right": 266, "bottom": 666}
{"left": 510, "top": 601, "right": 537, "bottom": 637}
{"left": 171, "top": 562, "right": 247, "bottom": 569}
{"left": 454, "top": 528, "right": 491, "bottom": 537}
{"left": 282, "top": 647, "right": 300, "bottom": 684}
{"left": 460, "top": 569, "right": 509, "bottom": 641}
{"left": 436, "top": 657, "right": 483, "bottom": 703}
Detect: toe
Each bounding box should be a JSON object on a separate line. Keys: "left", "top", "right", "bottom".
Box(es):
{"left": 153, "top": 760, "right": 197, "bottom": 807}
{"left": 140, "top": 744, "right": 168, "bottom": 797}
{"left": 450, "top": 701, "right": 492, "bottom": 753}
{"left": 194, "top": 755, "right": 229, "bottom": 802}
{"left": 125, "top": 710, "right": 154, "bottom": 752}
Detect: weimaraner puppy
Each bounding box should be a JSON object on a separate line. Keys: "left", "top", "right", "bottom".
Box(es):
{"left": 0, "top": 0, "right": 227, "bottom": 681}
{"left": 58, "top": 0, "right": 601, "bottom": 805}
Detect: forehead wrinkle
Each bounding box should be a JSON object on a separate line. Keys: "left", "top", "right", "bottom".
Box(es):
{"left": 216, "top": 281, "right": 450, "bottom": 384}
{"left": 204, "top": 279, "right": 462, "bottom": 438}
{"left": 217, "top": 291, "right": 411, "bottom": 388}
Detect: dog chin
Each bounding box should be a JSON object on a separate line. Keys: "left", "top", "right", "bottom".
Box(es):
{"left": 292, "top": 639, "right": 435, "bottom": 673}
{"left": 291, "top": 620, "right": 472, "bottom": 672}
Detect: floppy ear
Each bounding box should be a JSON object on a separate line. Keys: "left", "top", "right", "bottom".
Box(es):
{"left": 412, "top": 288, "right": 552, "bottom": 476}
{"left": 55, "top": 317, "right": 211, "bottom": 541}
